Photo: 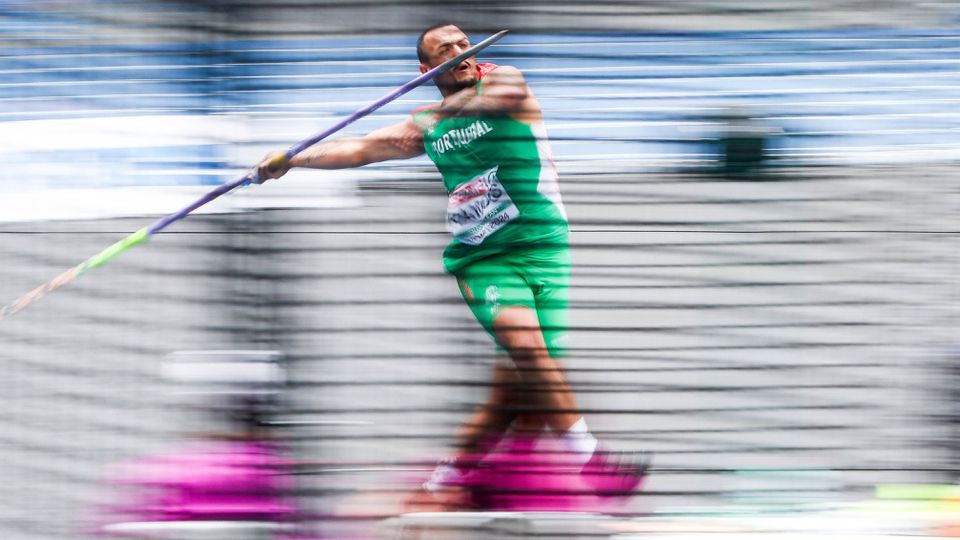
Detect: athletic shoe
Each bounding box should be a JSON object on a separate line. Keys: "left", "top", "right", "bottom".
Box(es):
{"left": 579, "top": 449, "right": 652, "bottom": 497}
{"left": 421, "top": 455, "right": 479, "bottom": 493}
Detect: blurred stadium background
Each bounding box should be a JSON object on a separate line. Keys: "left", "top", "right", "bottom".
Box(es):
{"left": 0, "top": 1, "right": 958, "bottom": 538}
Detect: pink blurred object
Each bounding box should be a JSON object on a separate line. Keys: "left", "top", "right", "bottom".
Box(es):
{"left": 465, "top": 434, "right": 648, "bottom": 513}
{"left": 105, "top": 440, "right": 296, "bottom": 523}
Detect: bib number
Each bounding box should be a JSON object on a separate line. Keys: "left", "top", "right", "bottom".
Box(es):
{"left": 446, "top": 166, "right": 519, "bottom": 246}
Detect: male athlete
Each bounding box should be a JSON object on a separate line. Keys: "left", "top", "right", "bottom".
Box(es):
{"left": 257, "top": 24, "right": 647, "bottom": 507}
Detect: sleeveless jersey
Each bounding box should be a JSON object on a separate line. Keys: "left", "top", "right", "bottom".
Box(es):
{"left": 413, "top": 63, "right": 568, "bottom": 273}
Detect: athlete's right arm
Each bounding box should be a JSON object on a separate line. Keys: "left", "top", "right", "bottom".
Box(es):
{"left": 256, "top": 118, "right": 425, "bottom": 181}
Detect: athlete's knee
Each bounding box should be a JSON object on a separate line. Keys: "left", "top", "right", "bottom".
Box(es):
{"left": 499, "top": 329, "right": 550, "bottom": 368}
{"left": 506, "top": 334, "right": 548, "bottom": 362}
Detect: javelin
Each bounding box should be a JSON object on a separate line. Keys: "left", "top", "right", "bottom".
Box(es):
{"left": 0, "top": 30, "right": 509, "bottom": 321}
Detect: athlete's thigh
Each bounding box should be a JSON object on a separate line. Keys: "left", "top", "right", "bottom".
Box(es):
{"left": 454, "top": 256, "right": 536, "bottom": 343}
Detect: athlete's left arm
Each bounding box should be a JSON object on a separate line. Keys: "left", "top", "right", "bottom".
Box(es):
{"left": 436, "top": 66, "right": 533, "bottom": 118}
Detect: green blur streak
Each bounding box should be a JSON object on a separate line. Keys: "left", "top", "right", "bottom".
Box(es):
{"left": 76, "top": 227, "right": 150, "bottom": 276}
{"left": 876, "top": 484, "right": 960, "bottom": 501}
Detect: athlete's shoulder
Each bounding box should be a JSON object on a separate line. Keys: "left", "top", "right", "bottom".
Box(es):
{"left": 477, "top": 63, "right": 524, "bottom": 81}
{"left": 477, "top": 62, "right": 498, "bottom": 79}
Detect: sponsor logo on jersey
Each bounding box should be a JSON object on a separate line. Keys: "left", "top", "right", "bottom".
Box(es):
{"left": 446, "top": 166, "right": 519, "bottom": 246}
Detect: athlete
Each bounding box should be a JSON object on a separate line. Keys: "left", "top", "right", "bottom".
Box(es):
{"left": 257, "top": 24, "right": 647, "bottom": 508}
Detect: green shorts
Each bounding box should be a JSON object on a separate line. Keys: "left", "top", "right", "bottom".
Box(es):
{"left": 453, "top": 247, "right": 570, "bottom": 358}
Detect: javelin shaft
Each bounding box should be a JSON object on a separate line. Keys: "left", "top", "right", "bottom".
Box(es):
{"left": 150, "top": 29, "right": 508, "bottom": 233}
{"left": 0, "top": 30, "right": 509, "bottom": 320}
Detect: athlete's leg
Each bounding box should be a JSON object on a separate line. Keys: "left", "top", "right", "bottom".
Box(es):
{"left": 493, "top": 305, "right": 649, "bottom": 496}
{"left": 419, "top": 359, "right": 542, "bottom": 499}
{"left": 454, "top": 252, "right": 585, "bottom": 447}
{"left": 492, "top": 306, "right": 580, "bottom": 433}
{"left": 453, "top": 360, "right": 522, "bottom": 455}
{"left": 454, "top": 357, "right": 553, "bottom": 455}
{"left": 450, "top": 262, "right": 554, "bottom": 443}
{"left": 445, "top": 252, "right": 647, "bottom": 497}
{"left": 416, "top": 369, "right": 549, "bottom": 513}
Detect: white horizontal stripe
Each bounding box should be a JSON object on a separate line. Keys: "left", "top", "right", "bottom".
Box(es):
{"left": 506, "top": 37, "right": 960, "bottom": 46}
{"left": 519, "top": 59, "right": 960, "bottom": 74}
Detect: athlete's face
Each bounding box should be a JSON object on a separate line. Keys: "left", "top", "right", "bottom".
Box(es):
{"left": 419, "top": 26, "right": 477, "bottom": 93}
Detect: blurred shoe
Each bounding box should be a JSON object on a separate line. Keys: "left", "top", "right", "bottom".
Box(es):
{"left": 579, "top": 449, "right": 652, "bottom": 497}
{"left": 421, "top": 455, "right": 478, "bottom": 493}
{"left": 404, "top": 456, "right": 479, "bottom": 513}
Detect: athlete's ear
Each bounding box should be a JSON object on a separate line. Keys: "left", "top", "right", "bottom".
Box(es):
{"left": 419, "top": 63, "right": 429, "bottom": 75}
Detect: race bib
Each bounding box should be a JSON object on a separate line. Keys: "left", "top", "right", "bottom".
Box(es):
{"left": 446, "top": 166, "right": 519, "bottom": 246}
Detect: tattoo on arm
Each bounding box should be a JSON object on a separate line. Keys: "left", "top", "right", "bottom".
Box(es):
{"left": 291, "top": 144, "right": 323, "bottom": 168}
{"left": 291, "top": 139, "right": 359, "bottom": 169}
{"left": 291, "top": 119, "right": 422, "bottom": 169}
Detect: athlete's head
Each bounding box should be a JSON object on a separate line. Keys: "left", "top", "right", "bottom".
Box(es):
{"left": 417, "top": 24, "right": 477, "bottom": 95}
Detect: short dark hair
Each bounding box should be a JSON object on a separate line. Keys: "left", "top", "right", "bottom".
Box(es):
{"left": 416, "top": 23, "right": 459, "bottom": 64}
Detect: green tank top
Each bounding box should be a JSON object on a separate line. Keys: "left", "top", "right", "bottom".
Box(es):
{"left": 413, "top": 64, "right": 569, "bottom": 273}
